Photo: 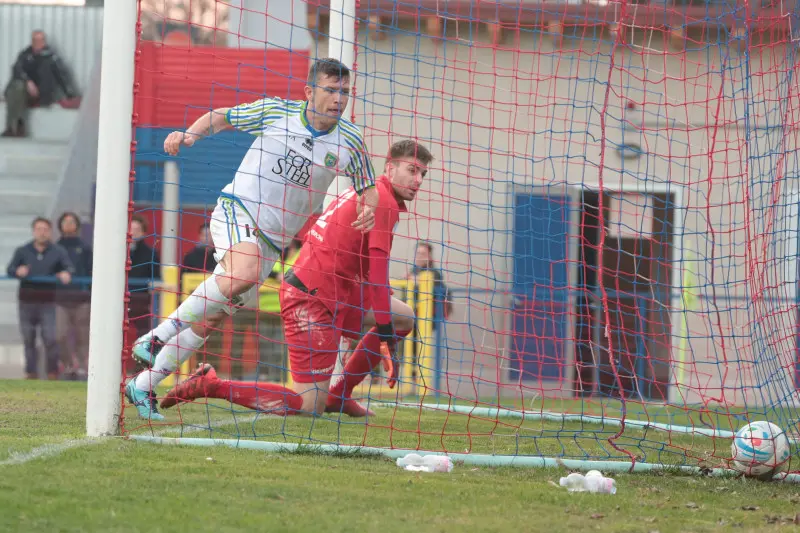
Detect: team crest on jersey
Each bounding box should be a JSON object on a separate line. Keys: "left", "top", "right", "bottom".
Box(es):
{"left": 324, "top": 152, "right": 338, "bottom": 168}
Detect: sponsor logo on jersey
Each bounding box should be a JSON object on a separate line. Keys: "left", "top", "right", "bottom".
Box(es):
{"left": 324, "top": 152, "right": 338, "bottom": 168}
{"left": 272, "top": 149, "right": 312, "bottom": 187}
{"left": 302, "top": 138, "right": 313, "bottom": 152}
{"left": 312, "top": 364, "right": 336, "bottom": 375}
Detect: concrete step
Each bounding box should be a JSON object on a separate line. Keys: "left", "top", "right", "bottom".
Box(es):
{"left": 0, "top": 138, "right": 68, "bottom": 176}
{"left": 0, "top": 137, "right": 69, "bottom": 156}
{"left": 0, "top": 226, "right": 33, "bottom": 247}
{"left": 0, "top": 107, "right": 78, "bottom": 143}
{"left": 2, "top": 175, "right": 61, "bottom": 193}
{"left": 0, "top": 343, "right": 23, "bottom": 364}
{"left": 0, "top": 222, "right": 32, "bottom": 237}
{"left": 0, "top": 242, "right": 20, "bottom": 269}
{"left": 0, "top": 283, "right": 19, "bottom": 331}
{"left": 0, "top": 190, "right": 52, "bottom": 216}
{"left": 0, "top": 213, "right": 50, "bottom": 228}
{"left": 0, "top": 343, "right": 24, "bottom": 379}
{"left": 0, "top": 158, "right": 63, "bottom": 178}
{"left": 0, "top": 318, "right": 20, "bottom": 340}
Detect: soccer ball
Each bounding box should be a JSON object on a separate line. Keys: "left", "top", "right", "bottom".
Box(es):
{"left": 730, "top": 421, "right": 791, "bottom": 478}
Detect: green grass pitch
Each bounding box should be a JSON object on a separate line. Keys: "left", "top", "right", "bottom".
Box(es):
{"left": 1, "top": 379, "right": 799, "bottom": 532}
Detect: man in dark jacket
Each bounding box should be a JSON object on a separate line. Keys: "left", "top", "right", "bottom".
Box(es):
{"left": 3, "top": 30, "right": 78, "bottom": 137}
{"left": 180, "top": 222, "right": 217, "bottom": 276}
{"left": 6, "top": 217, "right": 73, "bottom": 379}
{"left": 55, "top": 212, "right": 93, "bottom": 380}
{"left": 128, "top": 215, "right": 161, "bottom": 341}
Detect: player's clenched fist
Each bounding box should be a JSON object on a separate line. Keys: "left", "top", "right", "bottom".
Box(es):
{"left": 163, "top": 131, "right": 196, "bottom": 155}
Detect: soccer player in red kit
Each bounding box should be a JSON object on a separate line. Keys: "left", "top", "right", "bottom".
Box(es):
{"left": 161, "top": 140, "right": 434, "bottom": 417}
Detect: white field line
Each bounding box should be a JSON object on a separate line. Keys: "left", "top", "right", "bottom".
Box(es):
{"left": 0, "top": 438, "right": 103, "bottom": 466}
{"left": 0, "top": 414, "right": 259, "bottom": 467}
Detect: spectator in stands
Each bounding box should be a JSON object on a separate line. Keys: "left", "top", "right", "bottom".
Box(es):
{"left": 128, "top": 215, "right": 161, "bottom": 340}
{"left": 2, "top": 30, "right": 79, "bottom": 138}
{"left": 405, "top": 242, "right": 453, "bottom": 384}
{"left": 409, "top": 241, "right": 453, "bottom": 325}
{"left": 6, "top": 217, "right": 73, "bottom": 380}
{"left": 181, "top": 222, "right": 217, "bottom": 276}
{"left": 55, "top": 212, "right": 93, "bottom": 380}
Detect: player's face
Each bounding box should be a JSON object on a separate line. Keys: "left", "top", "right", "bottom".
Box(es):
{"left": 387, "top": 158, "right": 427, "bottom": 201}
{"left": 310, "top": 74, "right": 350, "bottom": 126}
{"left": 32, "top": 221, "right": 51, "bottom": 244}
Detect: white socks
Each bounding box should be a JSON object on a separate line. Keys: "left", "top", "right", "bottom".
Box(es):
{"left": 151, "top": 273, "right": 228, "bottom": 342}
{"left": 135, "top": 328, "right": 208, "bottom": 392}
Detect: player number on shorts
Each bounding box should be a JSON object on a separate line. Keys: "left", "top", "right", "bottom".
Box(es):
{"left": 316, "top": 189, "right": 357, "bottom": 229}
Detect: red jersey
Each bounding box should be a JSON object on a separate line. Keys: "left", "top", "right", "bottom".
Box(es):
{"left": 293, "top": 175, "right": 405, "bottom": 310}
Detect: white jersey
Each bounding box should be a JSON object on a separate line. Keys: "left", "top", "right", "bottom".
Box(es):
{"left": 221, "top": 97, "right": 375, "bottom": 249}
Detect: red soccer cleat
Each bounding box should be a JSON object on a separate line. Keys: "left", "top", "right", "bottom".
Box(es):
{"left": 325, "top": 397, "right": 376, "bottom": 418}
{"left": 160, "top": 363, "right": 218, "bottom": 409}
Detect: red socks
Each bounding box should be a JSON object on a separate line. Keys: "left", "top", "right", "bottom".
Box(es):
{"left": 209, "top": 380, "right": 303, "bottom": 414}
{"left": 328, "top": 327, "right": 411, "bottom": 402}
{"left": 198, "top": 325, "right": 412, "bottom": 414}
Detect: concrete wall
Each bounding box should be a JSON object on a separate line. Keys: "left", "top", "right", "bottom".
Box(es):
{"left": 315, "top": 24, "right": 800, "bottom": 405}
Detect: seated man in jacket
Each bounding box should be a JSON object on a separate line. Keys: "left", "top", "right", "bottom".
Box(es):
{"left": 3, "top": 30, "right": 78, "bottom": 138}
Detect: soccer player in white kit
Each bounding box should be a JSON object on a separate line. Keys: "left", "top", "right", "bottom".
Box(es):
{"left": 124, "top": 58, "right": 380, "bottom": 420}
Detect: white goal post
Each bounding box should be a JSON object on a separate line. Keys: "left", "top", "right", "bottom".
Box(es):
{"left": 85, "top": 0, "right": 138, "bottom": 437}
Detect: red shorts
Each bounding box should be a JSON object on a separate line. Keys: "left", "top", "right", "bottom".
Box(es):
{"left": 279, "top": 283, "right": 369, "bottom": 383}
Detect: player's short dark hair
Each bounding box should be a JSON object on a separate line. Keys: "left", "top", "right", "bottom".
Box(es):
{"left": 387, "top": 140, "right": 434, "bottom": 166}
{"left": 31, "top": 216, "right": 51, "bottom": 228}
{"left": 130, "top": 214, "right": 148, "bottom": 232}
{"left": 58, "top": 211, "right": 81, "bottom": 232}
{"left": 199, "top": 222, "right": 210, "bottom": 232}
{"left": 307, "top": 58, "right": 350, "bottom": 87}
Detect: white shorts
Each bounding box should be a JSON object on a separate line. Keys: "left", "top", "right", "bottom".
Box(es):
{"left": 209, "top": 195, "right": 282, "bottom": 285}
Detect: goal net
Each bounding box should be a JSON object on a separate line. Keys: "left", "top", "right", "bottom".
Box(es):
{"left": 120, "top": 0, "right": 800, "bottom": 476}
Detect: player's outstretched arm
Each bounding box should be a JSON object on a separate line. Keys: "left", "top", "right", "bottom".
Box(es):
{"left": 163, "top": 107, "right": 232, "bottom": 155}
{"left": 343, "top": 128, "right": 378, "bottom": 231}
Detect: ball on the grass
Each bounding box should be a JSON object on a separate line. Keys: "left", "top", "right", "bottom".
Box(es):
{"left": 730, "top": 421, "right": 790, "bottom": 479}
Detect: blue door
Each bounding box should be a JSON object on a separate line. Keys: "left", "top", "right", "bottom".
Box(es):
{"left": 509, "top": 190, "right": 575, "bottom": 383}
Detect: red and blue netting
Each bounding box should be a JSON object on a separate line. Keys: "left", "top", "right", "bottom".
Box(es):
{"left": 123, "top": 0, "right": 800, "bottom": 475}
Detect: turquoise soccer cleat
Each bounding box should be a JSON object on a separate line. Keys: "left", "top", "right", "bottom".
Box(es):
{"left": 125, "top": 380, "right": 165, "bottom": 421}
{"left": 131, "top": 333, "right": 164, "bottom": 368}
